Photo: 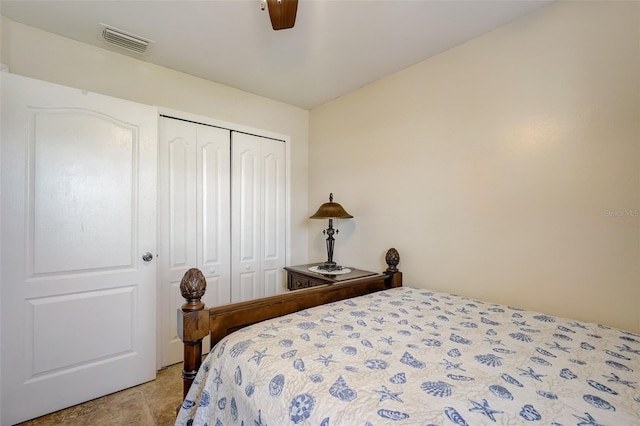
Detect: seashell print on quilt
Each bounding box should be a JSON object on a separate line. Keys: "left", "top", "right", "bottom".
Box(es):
{"left": 421, "top": 381, "right": 454, "bottom": 397}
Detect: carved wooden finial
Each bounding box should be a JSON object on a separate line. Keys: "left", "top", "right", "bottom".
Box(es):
{"left": 180, "top": 268, "right": 207, "bottom": 311}
{"left": 385, "top": 248, "right": 400, "bottom": 273}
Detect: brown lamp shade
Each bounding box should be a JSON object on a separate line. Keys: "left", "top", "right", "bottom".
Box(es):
{"left": 309, "top": 193, "right": 353, "bottom": 219}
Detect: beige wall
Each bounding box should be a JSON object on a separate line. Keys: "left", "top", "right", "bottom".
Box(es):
{"left": 0, "top": 16, "right": 309, "bottom": 265}
{"left": 309, "top": 1, "right": 640, "bottom": 332}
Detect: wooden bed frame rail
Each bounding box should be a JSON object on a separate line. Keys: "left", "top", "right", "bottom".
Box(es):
{"left": 177, "top": 248, "right": 402, "bottom": 402}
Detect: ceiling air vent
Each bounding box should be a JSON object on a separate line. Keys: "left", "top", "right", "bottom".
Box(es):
{"left": 100, "top": 24, "right": 153, "bottom": 55}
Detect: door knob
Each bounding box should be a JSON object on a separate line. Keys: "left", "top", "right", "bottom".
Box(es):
{"left": 142, "top": 252, "right": 154, "bottom": 262}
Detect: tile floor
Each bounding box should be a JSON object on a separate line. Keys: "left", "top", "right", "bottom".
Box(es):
{"left": 18, "top": 363, "right": 183, "bottom": 426}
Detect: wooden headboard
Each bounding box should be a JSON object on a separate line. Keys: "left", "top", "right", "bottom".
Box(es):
{"left": 177, "top": 248, "right": 402, "bottom": 402}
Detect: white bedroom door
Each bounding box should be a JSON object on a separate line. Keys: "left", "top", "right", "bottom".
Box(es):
{"left": 0, "top": 73, "right": 157, "bottom": 424}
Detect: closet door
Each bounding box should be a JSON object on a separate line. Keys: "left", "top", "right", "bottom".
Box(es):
{"left": 231, "top": 132, "right": 286, "bottom": 302}
{"left": 158, "top": 117, "right": 230, "bottom": 367}
{"left": 196, "top": 125, "right": 232, "bottom": 307}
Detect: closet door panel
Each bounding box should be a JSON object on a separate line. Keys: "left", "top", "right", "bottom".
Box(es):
{"left": 159, "top": 118, "right": 231, "bottom": 367}
{"left": 263, "top": 269, "right": 280, "bottom": 298}
{"left": 159, "top": 117, "right": 197, "bottom": 367}
{"left": 238, "top": 148, "right": 260, "bottom": 263}
{"left": 237, "top": 271, "right": 262, "bottom": 301}
{"left": 261, "top": 139, "right": 286, "bottom": 295}
{"left": 231, "top": 134, "right": 261, "bottom": 302}
{"left": 197, "top": 125, "right": 231, "bottom": 308}
{"left": 169, "top": 136, "right": 196, "bottom": 270}
{"left": 161, "top": 119, "right": 197, "bottom": 279}
{"left": 231, "top": 132, "right": 286, "bottom": 302}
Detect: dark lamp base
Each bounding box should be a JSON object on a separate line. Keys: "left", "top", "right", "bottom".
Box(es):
{"left": 316, "top": 262, "right": 344, "bottom": 272}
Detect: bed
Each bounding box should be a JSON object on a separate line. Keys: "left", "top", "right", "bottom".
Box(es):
{"left": 175, "top": 249, "right": 640, "bottom": 425}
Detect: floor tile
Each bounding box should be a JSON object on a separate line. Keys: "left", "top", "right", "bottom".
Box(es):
{"left": 18, "top": 363, "right": 183, "bottom": 426}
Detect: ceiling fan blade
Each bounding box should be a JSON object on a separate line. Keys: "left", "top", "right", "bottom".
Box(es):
{"left": 266, "top": 0, "right": 298, "bottom": 30}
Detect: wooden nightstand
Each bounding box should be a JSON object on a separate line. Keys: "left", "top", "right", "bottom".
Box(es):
{"left": 284, "top": 263, "right": 379, "bottom": 290}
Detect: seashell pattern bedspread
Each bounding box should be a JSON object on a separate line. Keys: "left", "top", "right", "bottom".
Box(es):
{"left": 175, "top": 287, "right": 640, "bottom": 425}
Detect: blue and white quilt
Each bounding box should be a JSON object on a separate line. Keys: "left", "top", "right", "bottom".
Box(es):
{"left": 176, "top": 287, "right": 640, "bottom": 425}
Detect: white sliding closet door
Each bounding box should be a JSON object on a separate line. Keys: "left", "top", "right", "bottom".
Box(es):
{"left": 159, "top": 120, "right": 287, "bottom": 366}
{"left": 231, "top": 132, "right": 286, "bottom": 302}
{"left": 158, "top": 117, "right": 230, "bottom": 367}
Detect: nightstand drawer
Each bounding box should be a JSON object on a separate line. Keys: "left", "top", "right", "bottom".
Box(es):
{"left": 308, "top": 278, "right": 328, "bottom": 288}
{"left": 289, "top": 275, "right": 309, "bottom": 290}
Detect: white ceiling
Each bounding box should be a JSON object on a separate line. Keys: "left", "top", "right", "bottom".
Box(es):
{"left": 0, "top": 0, "right": 551, "bottom": 110}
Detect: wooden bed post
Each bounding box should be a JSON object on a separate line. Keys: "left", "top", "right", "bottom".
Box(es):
{"left": 384, "top": 247, "right": 402, "bottom": 288}
{"left": 177, "top": 268, "right": 209, "bottom": 404}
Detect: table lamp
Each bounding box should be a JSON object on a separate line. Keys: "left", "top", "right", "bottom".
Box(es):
{"left": 309, "top": 193, "right": 353, "bottom": 272}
